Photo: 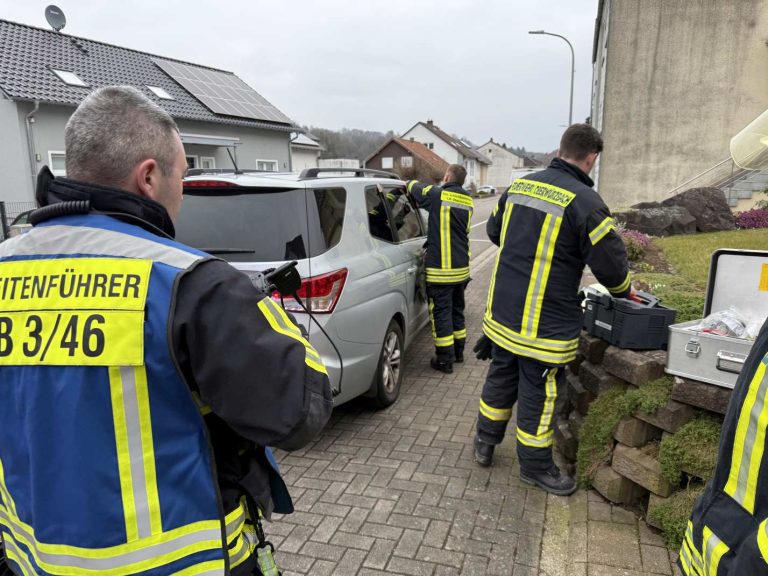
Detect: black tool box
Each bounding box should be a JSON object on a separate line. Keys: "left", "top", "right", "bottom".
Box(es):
{"left": 582, "top": 289, "right": 677, "bottom": 350}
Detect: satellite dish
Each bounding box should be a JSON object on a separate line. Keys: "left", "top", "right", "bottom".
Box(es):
{"left": 45, "top": 5, "right": 66, "bottom": 32}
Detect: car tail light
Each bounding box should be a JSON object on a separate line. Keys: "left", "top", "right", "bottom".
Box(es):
{"left": 184, "top": 180, "right": 237, "bottom": 187}
{"left": 273, "top": 268, "right": 347, "bottom": 314}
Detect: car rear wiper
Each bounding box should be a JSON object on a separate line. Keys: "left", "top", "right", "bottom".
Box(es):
{"left": 201, "top": 248, "right": 256, "bottom": 254}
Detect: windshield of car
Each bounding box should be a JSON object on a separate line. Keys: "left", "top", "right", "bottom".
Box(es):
{"left": 176, "top": 186, "right": 346, "bottom": 262}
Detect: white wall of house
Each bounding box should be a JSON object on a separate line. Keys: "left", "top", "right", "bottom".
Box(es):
{"left": 291, "top": 147, "right": 320, "bottom": 171}
{"left": 1, "top": 98, "right": 33, "bottom": 202}
{"left": 480, "top": 141, "right": 524, "bottom": 189}
{"left": 402, "top": 125, "right": 462, "bottom": 165}
{"left": 3, "top": 101, "right": 292, "bottom": 203}
{"left": 320, "top": 159, "right": 360, "bottom": 169}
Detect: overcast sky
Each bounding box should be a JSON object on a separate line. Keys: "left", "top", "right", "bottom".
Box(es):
{"left": 3, "top": 0, "right": 599, "bottom": 151}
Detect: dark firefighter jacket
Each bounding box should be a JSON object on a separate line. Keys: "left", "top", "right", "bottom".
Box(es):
{"left": 406, "top": 180, "right": 473, "bottom": 284}
{"left": 0, "top": 173, "right": 333, "bottom": 576}
{"left": 679, "top": 318, "right": 768, "bottom": 576}
{"left": 483, "top": 157, "right": 630, "bottom": 366}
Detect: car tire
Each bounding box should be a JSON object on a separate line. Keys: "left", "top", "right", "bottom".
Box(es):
{"left": 371, "top": 319, "right": 404, "bottom": 408}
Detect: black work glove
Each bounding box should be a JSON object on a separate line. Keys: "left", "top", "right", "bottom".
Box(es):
{"left": 473, "top": 335, "right": 493, "bottom": 361}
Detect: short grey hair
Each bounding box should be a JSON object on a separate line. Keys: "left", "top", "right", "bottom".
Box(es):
{"left": 65, "top": 85, "right": 180, "bottom": 187}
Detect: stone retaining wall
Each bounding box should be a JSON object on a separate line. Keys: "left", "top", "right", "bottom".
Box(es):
{"left": 555, "top": 333, "right": 733, "bottom": 529}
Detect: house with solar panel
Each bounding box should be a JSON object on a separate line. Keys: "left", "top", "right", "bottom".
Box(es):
{"left": 0, "top": 17, "right": 298, "bottom": 203}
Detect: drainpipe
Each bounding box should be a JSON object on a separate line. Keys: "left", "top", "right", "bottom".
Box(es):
{"left": 25, "top": 100, "right": 40, "bottom": 190}
{"left": 288, "top": 132, "right": 295, "bottom": 172}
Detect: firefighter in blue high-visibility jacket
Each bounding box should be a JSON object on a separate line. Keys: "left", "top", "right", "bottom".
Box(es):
{"left": 406, "top": 164, "right": 474, "bottom": 374}
{"left": 0, "top": 86, "right": 332, "bottom": 576}
{"left": 473, "top": 124, "right": 630, "bottom": 496}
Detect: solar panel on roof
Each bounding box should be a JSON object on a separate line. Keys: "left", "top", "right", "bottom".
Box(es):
{"left": 152, "top": 58, "right": 292, "bottom": 125}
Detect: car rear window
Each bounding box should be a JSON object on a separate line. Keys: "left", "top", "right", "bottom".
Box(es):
{"left": 176, "top": 187, "right": 346, "bottom": 262}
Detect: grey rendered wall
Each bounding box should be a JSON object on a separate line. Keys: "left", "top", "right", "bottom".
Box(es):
{"left": 0, "top": 99, "right": 38, "bottom": 202}
{"left": 5, "top": 102, "right": 292, "bottom": 204}
{"left": 597, "top": 0, "right": 768, "bottom": 209}
{"left": 175, "top": 119, "right": 290, "bottom": 172}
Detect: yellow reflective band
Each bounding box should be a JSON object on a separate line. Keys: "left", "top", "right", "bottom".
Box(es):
{"left": 423, "top": 185, "right": 434, "bottom": 197}
{"left": 725, "top": 356, "right": 768, "bottom": 513}
{"left": 440, "top": 191, "right": 474, "bottom": 208}
{"left": 0, "top": 455, "right": 18, "bottom": 518}
{"left": 509, "top": 179, "right": 576, "bottom": 208}
{"left": 702, "top": 526, "right": 729, "bottom": 576}
{"left": 172, "top": 559, "right": 227, "bottom": 576}
{"left": 225, "top": 501, "right": 246, "bottom": 546}
{"left": 492, "top": 203, "right": 499, "bottom": 217}
{"left": 487, "top": 204, "right": 513, "bottom": 313}
{"left": 483, "top": 321, "right": 577, "bottom": 365}
{"left": 434, "top": 335, "right": 454, "bottom": 347}
{"left": 453, "top": 329, "right": 467, "bottom": 339}
{"left": 258, "top": 299, "right": 328, "bottom": 375}
{"left": 516, "top": 427, "right": 553, "bottom": 448}
{"left": 479, "top": 399, "right": 512, "bottom": 422}
{"left": 135, "top": 366, "right": 162, "bottom": 536}
{"left": 758, "top": 518, "right": 768, "bottom": 567}
{"left": 536, "top": 369, "right": 558, "bottom": 436}
{"left": 407, "top": 181, "right": 417, "bottom": 193}
{"left": 191, "top": 392, "right": 212, "bottom": 416}
{"left": 484, "top": 311, "right": 579, "bottom": 351}
{"left": 440, "top": 205, "right": 451, "bottom": 269}
{"left": 0, "top": 258, "right": 151, "bottom": 312}
{"left": 589, "top": 216, "right": 616, "bottom": 245}
{"left": 109, "top": 366, "right": 139, "bottom": 542}
{"left": 428, "top": 299, "right": 437, "bottom": 338}
{"left": 684, "top": 521, "right": 704, "bottom": 575}
{"left": 228, "top": 533, "right": 251, "bottom": 569}
{"left": 3, "top": 535, "right": 37, "bottom": 576}
{"left": 528, "top": 216, "right": 563, "bottom": 338}
{"left": 606, "top": 274, "right": 631, "bottom": 295}
{"left": 678, "top": 540, "right": 697, "bottom": 576}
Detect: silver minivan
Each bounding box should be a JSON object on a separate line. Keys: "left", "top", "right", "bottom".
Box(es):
{"left": 176, "top": 168, "right": 430, "bottom": 407}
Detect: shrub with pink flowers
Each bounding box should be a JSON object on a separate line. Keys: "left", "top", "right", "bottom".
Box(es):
{"left": 618, "top": 228, "right": 652, "bottom": 261}
{"left": 736, "top": 208, "right": 768, "bottom": 229}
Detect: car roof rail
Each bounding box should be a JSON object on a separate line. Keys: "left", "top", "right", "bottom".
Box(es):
{"left": 298, "top": 167, "right": 401, "bottom": 180}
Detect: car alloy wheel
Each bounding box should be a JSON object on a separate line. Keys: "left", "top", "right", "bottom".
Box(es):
{"left": 382, "top": 330, "right": 401, "bottom": 394}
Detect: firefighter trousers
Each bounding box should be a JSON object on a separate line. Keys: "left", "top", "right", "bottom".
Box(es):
{"left": 476, "top": 345, "right": 564, "bottom": 473}
{"left": 427, "top": 281, "right": 467, "bottom": 360}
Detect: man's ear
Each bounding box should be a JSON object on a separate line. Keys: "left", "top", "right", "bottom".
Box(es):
{"left": 132, "top": 158, "right": 161, "bottom": 201}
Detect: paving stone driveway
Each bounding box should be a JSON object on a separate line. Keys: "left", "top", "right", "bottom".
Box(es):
{"left": 271, "top": 253, "right": 682, "bottom": 576}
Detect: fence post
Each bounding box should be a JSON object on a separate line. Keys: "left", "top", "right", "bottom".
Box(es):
{"left": 0, "top": 202, "right": 8, "bottom": 240}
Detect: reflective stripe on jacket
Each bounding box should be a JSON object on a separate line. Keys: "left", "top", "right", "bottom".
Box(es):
{"left": 482, "top": 158, "right": 630, "bottom": 365}
{"left": 407, "top": 180, "right": 473, "bottom": 284}
{"left": 681, "top": 319, "right": 768, "bottom": 576}
{"left": 0, "top": 214, "right": 244, "bottom": 575}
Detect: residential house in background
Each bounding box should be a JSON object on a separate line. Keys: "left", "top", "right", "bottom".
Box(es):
{"left": 365, "top": 136, "right": 449, "bottom": 182}
{"left": 476, "top": 138, "right": 525, "bottom": 190}
{"left": 401, "top": 120, "right": 490, "bottom": 188}
{"left": 319, "top": 158, "right": 360, "bottom": 169}
{"left": 591, "top": 0, "right": 768, "bottom": 210}
{"left": 290, "top": 133, "right": 322, "bottom": 172}
{"left": 0, "top": 18, "right": 297, "bottom": 203}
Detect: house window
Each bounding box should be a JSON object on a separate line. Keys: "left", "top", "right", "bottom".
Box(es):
{"left": 200, "top": 156, "right": 216, "bottom": 170}
{"left": 51, "top": 69, "right": 88, "bottom": 87}
{"left": 382, "top": 157, "right": 394, "bottom": 169}
{"left": 147, "top": 86, "right": 175, "bottom": 100}
{"left": 400, "top": 156, "right": 413, "bottom": 168}
{"left": 427, "top": 143, "right": 434, "bottom": 150}
{"left": 49, "top": 152, "right": 66, "bottom": 176}
{"left": 186, "top": 156, "right": 198, "bottom": 169}
{"left": 257, "top": 159, "right": 278, "bottom": 172}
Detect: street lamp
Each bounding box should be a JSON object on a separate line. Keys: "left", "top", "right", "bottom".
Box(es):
{"left": 529, "top": 30, "right": 575, "bottom": 127}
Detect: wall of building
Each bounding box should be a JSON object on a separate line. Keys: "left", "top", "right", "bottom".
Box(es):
{"left": 593, "top": 0, "right": 768, "bottom": 209}
{"left": 402, "top": 125, "right": 462, "bottom": 165}
{"left": 291, "top": 147, "right": 320, "bottom": 172}
{"left": 366, "top": 141, "right": 407, "bottom": 172}
{"left": 0, "top": 98, "right": 34, "bottom": 202}
{"left": 480, "top": 142, "right": 524, "bottom": 189}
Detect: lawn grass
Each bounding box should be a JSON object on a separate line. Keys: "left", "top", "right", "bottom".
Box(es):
{"left": 655, "top": 229, "right": 768, "bottom": 286}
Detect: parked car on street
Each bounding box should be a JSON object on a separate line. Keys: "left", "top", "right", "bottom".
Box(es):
{"left": 477, "top": 185, "right": 496, "bottom": 195}
{"left": 176, "top": 168, "right": 430, "bottom": 407}
{"left": 7, "top": 210, "right": 33, "bottom": 238}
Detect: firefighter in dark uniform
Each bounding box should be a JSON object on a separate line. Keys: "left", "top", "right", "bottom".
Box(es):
{"left": 678, "top": 318, "right": 768, "bottom": 575}
{"left": 407, "top": 164, "right": 473, "bottom": 373}
{"left": 0, "top": 87, "right": 333, "bottom": 576}
{"left": 473, "top": 124, "right": 630, "bottom": 495}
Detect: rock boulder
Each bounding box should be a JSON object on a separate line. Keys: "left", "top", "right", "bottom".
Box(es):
{"left": 661, "top": 187, "right": 735, "bottom": 232}
{"left": 615, "top": 206, "right": 697, "bottom": 236}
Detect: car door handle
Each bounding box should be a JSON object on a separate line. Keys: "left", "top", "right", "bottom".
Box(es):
{"left": 407, "top": 266, "right": 418, "bottom": 274}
